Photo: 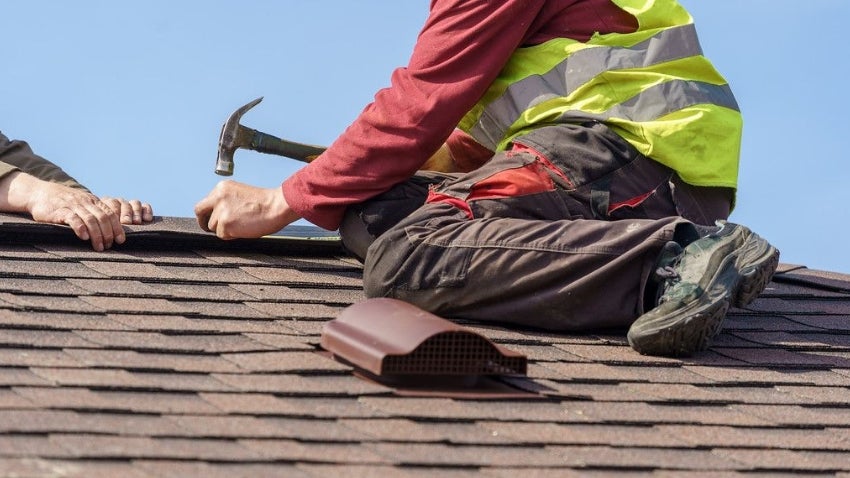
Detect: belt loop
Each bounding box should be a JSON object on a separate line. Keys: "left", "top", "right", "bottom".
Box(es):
{"left": 590, "top": 176, "right": 611, "bottom": 219}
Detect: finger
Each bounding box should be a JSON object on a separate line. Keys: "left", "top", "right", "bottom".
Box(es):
{"left": 128, "top": 199, "right": 143, "bottom": 224}
{"left": 99, "top": 196, "right": 119, "bottom": 213}
{"left": 196, "top": 213, "right": 212, "bottom": 233}
{"left": 194, "top": 196, "right": 215, "bottom": 232}
{"left": 82, "top": 202, "right": 119, "bottom": 250}
{"left": 59, "top": 209, "right": 91, "bottom": 243}
{"left": 216, "top": 219, "right": 236, "bottom": 241}
{"left": 116, "top": 199, "right": 136, "bottom": 224}
{"left": 141, "top": 202, "right": 154, "bottom": 222}
{"left": 215, "top": 216, "right": 230, "bottom": 240}
{"left": 207, "top": 211, "right": 220, "bottom": 237}
{"left": 101, "top": 198, "right": 126, "bottom": 227}
{"left": 74, "top": 208, "right": 105, "bottom": 251}
{"left": 204, "top": 203, "right": 233, "bottom": 240}
{"left": 97, "top": 201, "right": 126, "bottom": 246}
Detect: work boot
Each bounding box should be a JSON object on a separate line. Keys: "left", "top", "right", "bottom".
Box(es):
{"left": 627, "top": 221, "right": 779, "bottom": 357}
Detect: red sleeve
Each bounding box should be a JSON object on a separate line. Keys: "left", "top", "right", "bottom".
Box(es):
{"left": 282, "top": 0, "right": 546, "bottom": 230}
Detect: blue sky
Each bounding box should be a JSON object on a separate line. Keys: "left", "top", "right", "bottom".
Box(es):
{"left": 2, "top": 1, "right": 848, "bottom": 273}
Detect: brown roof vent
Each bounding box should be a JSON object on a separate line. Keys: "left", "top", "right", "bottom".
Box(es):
{"left": 321, "top": 298, "right": 527, "bottom": 381}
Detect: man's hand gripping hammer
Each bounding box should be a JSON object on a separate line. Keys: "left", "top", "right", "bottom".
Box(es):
{"left": 215, "top": 97, "right": 327, "bottom": 176}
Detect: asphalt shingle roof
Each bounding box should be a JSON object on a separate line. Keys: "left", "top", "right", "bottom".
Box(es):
{"left": 1, "top": 212, "right": 849, "bottom": 477}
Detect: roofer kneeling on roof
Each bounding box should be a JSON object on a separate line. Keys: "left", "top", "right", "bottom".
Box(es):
{"left": 0, "top": 131, "right": 154, "bottom": 251}
{"left": 194, "top": 0, "right": 780, "bottom": 357}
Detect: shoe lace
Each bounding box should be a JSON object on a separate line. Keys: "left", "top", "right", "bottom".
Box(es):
{"left": 645, "top": 241, "right": 685, "bottom": 310}
{"left": 654, "top": 264, "right": 681, "bottom": 305}
{"left": 655, "top": 265, "right": 679, "bottom": 280}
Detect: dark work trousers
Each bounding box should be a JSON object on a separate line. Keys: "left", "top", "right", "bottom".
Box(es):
{"left": 341, "top": 123, "right": 733, "bottom": 331}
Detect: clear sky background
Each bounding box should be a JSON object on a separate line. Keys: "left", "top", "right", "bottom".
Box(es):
{"left": 2, "top": 1, "right": 848, "bottom": 272}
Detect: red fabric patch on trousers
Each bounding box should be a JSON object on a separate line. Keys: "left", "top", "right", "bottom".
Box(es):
{"left": 511, "top": 144, "right": 573, "bottom": 188}
{"left": 425, "top": 152, "right": 558, "bottom": 219}
{"left": 425, "top": 191, "right": 474, "bottom": 219}
{"left": 608, "top": 190, "right": 655, "bottom": 213}
{"left": 466, "top": 161, "right": 556, "bottom": 201}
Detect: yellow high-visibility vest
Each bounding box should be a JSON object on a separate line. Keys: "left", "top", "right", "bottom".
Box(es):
{"left": 458, "top": 0, "right": 742, "bottom": 189}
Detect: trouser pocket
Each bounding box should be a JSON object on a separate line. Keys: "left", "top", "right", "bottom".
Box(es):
{"left": 513, "top": 123, "right": 677, "bottom": 221}
{"left": 364, "top": 209, "right": 473, "bottom": 297}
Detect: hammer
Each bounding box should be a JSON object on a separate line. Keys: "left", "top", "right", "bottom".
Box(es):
{"left": 215, "top": 97, "right": 327, "bottom": 176}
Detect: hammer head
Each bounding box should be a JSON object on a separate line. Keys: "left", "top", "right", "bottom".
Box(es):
{"left": 215, "top": 96, "right": 263, "bottom": 176}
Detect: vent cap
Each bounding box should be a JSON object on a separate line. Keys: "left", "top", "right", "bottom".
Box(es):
{"left": 321, "top": 298, "right": 526, "bottom": 377}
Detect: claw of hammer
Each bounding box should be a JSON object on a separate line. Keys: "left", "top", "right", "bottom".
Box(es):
{"left": 215, "top": 96, "right": 326, "bottom": 176}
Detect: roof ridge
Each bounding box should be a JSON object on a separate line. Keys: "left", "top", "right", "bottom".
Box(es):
{"left": 0, "top": 212, "right": 342, "bottom": 255}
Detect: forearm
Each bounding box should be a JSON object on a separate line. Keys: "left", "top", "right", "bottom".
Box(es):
{"left": 420, "top": 130, "right": 494, "bottom": 173}
{"left": 0, "top": 170, "right": 29, "bottom": 213}
{"left": 444, "top": 129, "right": 494, "bottom": 172}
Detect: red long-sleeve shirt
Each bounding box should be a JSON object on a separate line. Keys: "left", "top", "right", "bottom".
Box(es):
{"left": 282, "top": 0, "right": 638, "bottom": 230}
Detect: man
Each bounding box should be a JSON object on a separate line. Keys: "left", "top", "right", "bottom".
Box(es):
{"left": 0, "top": 131, "right": 154, "bottom": 251}
{"left": 195, "top": 0, "right": 779, "bottom": 356}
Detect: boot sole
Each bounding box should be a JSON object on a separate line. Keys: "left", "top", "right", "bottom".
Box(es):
{"left": 732, "top": 229, "right": 780, "bottom": 308}
{"left": 628, "top": 260, "right": 734, "bottom": 356}
{"left": 689, "top": 234, "right": 779, "bottom": 353}
{"left": 628, "top": 229, "right": 779, "bottom": 357}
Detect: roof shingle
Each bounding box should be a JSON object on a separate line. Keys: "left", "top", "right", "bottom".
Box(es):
{"left": 2, "top": 213, "right": 850, "bottom": 476}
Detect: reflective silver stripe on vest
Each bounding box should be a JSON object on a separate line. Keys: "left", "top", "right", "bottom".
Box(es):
{"left": 556, "top": 79, "right": 739, "bottom": 125}
{"left": 470, "top": 24, "right": 717, "bottom": 149}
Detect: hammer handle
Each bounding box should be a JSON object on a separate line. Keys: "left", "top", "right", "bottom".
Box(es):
{"left": 250, "top": 130, "right": 326, "bottom": 163}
